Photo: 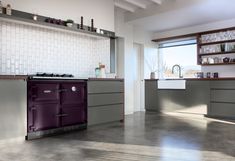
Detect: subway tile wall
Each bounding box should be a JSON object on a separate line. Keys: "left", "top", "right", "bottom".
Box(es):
{"left": 0, "top": 20, "right": 110, "bottom": 77}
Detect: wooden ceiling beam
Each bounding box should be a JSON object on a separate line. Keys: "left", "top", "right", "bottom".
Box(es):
{"left": 114, "top": 1, "right": 136, "bottom": 12}
{"left": 151, "top": 0, "right": 162, "bottom": 5}
{"left": 123, "top": 0, "right": 146, "bottom": 9}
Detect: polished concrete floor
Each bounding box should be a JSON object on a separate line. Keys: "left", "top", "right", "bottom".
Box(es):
{"left": 0, "top": 112, "right": 235, "bottom": 161}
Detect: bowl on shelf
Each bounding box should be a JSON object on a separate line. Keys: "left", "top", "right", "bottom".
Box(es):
{"left": 223, "top": 57, "right": 230, "bottom": 63}
{"left": 66, "top": 23, "right": 73, "bottom": 27}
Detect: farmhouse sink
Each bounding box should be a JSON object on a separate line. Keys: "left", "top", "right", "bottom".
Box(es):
{"left": 157, "top": 79, "right": 186, "bottom": 89}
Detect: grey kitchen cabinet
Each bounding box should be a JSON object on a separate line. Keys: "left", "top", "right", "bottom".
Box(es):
{"left": 145, "top": 79, "right": 235, "bottom": 119}
{"left": 88, "top": 79, "right": 124, "bottom": 126}
{"left": 209, "top": 103, "right": 235, "bottom": 117}
{"left": 145, "top": 80, "right": 210, "bottom": 113}
{"left": 209, "top": 80, "right": 235, "bottom": 119}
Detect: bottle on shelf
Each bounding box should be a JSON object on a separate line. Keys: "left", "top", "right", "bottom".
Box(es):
{"left": 6, "top": 4, "right": 12, "bottom": 15}
{"left": 80, "top": 16, "right": 84, "bottom": 30}
{"left": 91, "top": 19, "right": 94, "bottom": 32}
{"left": 0, "top": 1, "right": 3, "bottom": 14}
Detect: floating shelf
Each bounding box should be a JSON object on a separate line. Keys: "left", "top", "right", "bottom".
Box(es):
{"left": 201, "top": 62, "right": 235, "bottom": 66}
{"left": 0, "top": 9, "right": 115, "bottom": 39}
{"left": 199, "top": 39, "right": 235, "bottom": 46}
{"left": 199, "top": 51, "right": 235, "bottom": 56}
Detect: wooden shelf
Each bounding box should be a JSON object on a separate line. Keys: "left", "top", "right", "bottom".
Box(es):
{"left": 200, "top": 62, "right": 235, "bottom": 66}
{"left": 199, "top": 39, "right": 235, "bottom": 46}
{"left": 199, "top": 51, "right": 235, "bottom": 56}
{"left": 0, "top": 9, "right": 115, "bottom": 39}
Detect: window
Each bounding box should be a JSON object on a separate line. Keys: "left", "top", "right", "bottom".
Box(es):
{"left": 158, "top": 38, "right": 201, "bottom": 79}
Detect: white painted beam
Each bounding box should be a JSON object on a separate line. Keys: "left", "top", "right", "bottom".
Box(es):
{"left": 151, "top": 0, "right": 162, "bottom": 5}
{"left": 114, "top": 2, "right": 136, "bottom": 12}
{"left": 123, "top": 0, "right": 146, "bottom": 9}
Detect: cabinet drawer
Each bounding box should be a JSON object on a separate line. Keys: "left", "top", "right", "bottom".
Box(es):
{"left": 211, "top": 90, "right": 235, "bottom": 103}
{"left": 88, "top": 104, "right": 123, "bottom": 126}
{"left": 210, "top": 103, "right": 235, "bottom": 117}
{"left": 88, "top": 93, "right": 124, "bottom": 107}
{"left": 88, "top": 81, "right": 124, "bottom": 94}
{"left": 210, "top": 81, "right": 235, "bottom": 89}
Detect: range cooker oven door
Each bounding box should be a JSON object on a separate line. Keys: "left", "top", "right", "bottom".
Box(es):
{"left": 28, "top": 103, "right": 60, "bottom": 132}
{"left": 29, "top": 83, "right": 60, "bottom": 102}
{"left": 60, "top": 82, "right": 87, "bottom": 126}
{"left": 28, "top": 82, "right": 60, "bottom": 132}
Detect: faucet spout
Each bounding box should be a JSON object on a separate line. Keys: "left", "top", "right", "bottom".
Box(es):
{"left": 172, "top": 64, "right": 183, "bottom": 78}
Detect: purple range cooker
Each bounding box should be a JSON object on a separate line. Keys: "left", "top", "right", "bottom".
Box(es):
{"left": 26, "top": 73, "right": 87, "bottom": 140}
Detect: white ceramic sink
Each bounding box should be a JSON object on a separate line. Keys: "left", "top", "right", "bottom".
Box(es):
{"left": 158, "top": 80, "right": 186, "bottom": 89}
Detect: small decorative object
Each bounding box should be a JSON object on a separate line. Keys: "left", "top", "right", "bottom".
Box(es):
{"left": 206, "top": 72, "right": 211, "bottom": 78}
{"left": 0, "top": 1, "right": 3, "bottom": 14}
{"left": 99, "top": 63, "right": 106, "bottom": 78}
{"left": 150, "top": 72, "right": 156, "bottom": 79}
{"left": 202, "top": 57, "right": 208, "bottom": 64}
{"left": 6, "top": 4, "right": 12, "bottom": 15}
{"left": 45, "top": 18, "right": 65, "bottom": 25}
{"left": 66, "top": 19, "right": 74, "bottom": 27}
{"left": 213, "top": 72, "right": 219, "bottom": 78}
{"left": 33, "top": 14, "right": 38, "bottom": 21}
{"left": 194, "top": 72, "right": 204, "bottom": 78}
{"left": 208, "top": 57, "right": 214, "bottom": 64}
{"left": 56, "top": 19, "right": 64, "bottom": 25}
{"left": 223, "top": 57, "right": 230, "bottom": 63}
{"left": 80, "top": 16, "right": 84, "bottom": 30}
{"left": 213, "top": 57, "right": 219, "bottom": 64}
{"left": 145, "top": 55, "right": 159, "bottom": 79}
{"left": 220, "top": 43, "right": 225, "bottom": 52}
{"left": 95, "top": 67, "right": 100, "bottom": 78}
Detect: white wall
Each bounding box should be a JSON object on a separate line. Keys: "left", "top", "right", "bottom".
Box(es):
{"left": 115, "top": 8, "right": 155, "bottom": 114}
{"left": 115, "top": 8, "right": 134, "bottom": 115}
{"left": 0, "top": 20, "right": 110, "bottom": 77}
{"left": 2, "top": 0, "right": 114, "bottom": 31}
{"left": 153, "top": 18, "right": 235, "bottom": 77}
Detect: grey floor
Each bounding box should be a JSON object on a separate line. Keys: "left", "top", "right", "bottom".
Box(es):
{"left": 0, "top": 112, "right": 235, "bottom": 161}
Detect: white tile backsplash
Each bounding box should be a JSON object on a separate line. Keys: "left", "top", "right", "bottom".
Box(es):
{"left": 0, "top": 20, "right": 110, "bottom": 77}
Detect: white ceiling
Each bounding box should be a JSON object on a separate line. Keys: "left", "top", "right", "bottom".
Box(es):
{"left": 115, "top": 0, "right": 235, "bottom": 32}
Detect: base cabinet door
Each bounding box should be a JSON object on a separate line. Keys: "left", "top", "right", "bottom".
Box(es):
{"left": 28, "top": 104, "right": 60, "bottom": 132}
